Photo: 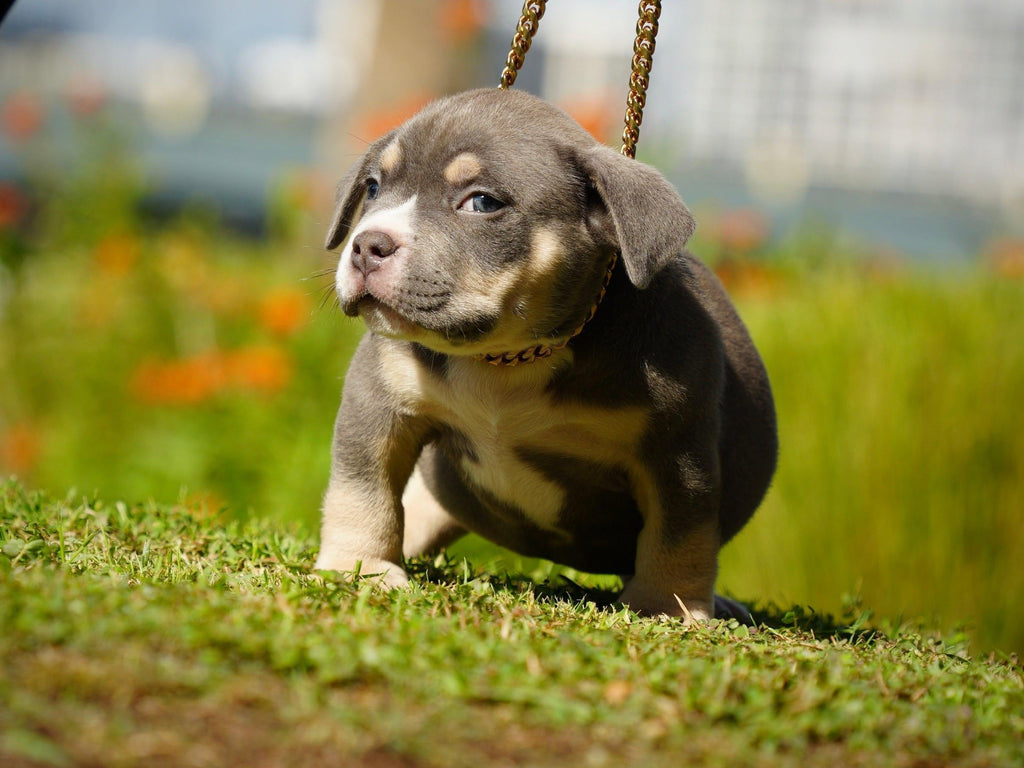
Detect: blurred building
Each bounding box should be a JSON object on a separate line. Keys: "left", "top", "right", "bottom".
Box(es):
{"left": 677, "top": 0, "right": 1024, "bottom": 209}
{"left": 2, "top": 0, "right": 1022, "bottom": 254}
{"left": 0, "top": 0, "right": 374, "bottom": 228}
{"left": 488, "top": 0, "right": 1024, "bottom": 255}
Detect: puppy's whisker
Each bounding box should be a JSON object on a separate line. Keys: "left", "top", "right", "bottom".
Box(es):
{"left": 342, "top": 134, "right": 374, "bottom": 152}
{"left": 305, "top": 268, "right": 337, "bottom": 281}
{"left": 315, "top": 284, "right": 340, "bottom": 314}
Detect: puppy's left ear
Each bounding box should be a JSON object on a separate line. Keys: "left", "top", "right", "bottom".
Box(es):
{"left": 325, "top": 162, "right": 366, "bottom": 251}
{"left": 325, "top": 130, "right": 397, "bottom": 251}
{"left": 575, "top": 144, "right": 696, "bottom": 289}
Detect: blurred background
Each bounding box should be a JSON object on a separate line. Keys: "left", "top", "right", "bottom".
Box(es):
{"left": 1, "top": 0, "right": 1021, "bottom": 654}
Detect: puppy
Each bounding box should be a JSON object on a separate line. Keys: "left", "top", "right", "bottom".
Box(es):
{"left": 315, "top": 88, "right": 777, "bottom": 621}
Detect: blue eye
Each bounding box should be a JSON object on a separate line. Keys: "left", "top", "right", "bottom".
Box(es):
{"left": 459, "top": 193, "right": 505, "bottom": 213}
{"left": 366, "top": 179, "right": 380, "bottom": 200}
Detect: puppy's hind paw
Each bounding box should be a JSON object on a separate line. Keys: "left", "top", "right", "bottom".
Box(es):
{"left": 714, "top": 594, "right": 753, "bottom": 625}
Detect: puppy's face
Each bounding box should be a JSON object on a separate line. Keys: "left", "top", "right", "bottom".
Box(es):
{"left": 326, "top": 89, "right": 696, "bottom": 356}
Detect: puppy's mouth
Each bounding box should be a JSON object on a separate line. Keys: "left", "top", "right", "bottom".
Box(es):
{"left": 343, "top": 289, "right": 498, "bottom": 350}
{"left": 342, "top": 277, "right": 453, "bottom": 339}
{"left": 343, "top": 294, "right": 419, "bottom": 337}
{"left": 348, "top": 284, "right": 449, "bottom": 314}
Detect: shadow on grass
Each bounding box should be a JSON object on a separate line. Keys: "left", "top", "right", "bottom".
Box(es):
{"left": 407, "top": 554, "right": 881, "bottom": 644}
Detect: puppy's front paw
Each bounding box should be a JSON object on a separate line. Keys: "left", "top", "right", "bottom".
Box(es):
{"left": 619, "top": 579, "right": 713, "bottom": 623}
{"left": 313, "top": 553, "right": 410, "bottom": 589}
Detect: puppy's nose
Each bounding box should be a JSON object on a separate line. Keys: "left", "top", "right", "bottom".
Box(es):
{"left": 351, "top": 230, "right": 397, "bottom": 275}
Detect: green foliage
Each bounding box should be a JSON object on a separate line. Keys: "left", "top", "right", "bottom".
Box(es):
{"left": 1, "top": 131, "right": 1023, "bottom": 661}
{"left": 2, "top": 482, "right": 1022, "bottom": 767}
{"left": 717, "top": 260, "right": 1024, "bottom": 656}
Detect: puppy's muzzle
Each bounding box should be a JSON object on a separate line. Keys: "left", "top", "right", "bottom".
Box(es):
{"left": 351, "top": 230, "right": 398, "bottom": 276}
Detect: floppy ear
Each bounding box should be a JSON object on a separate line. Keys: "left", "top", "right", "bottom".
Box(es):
{"left": 575, "top": 144, "right": 696, "bottom": 289}
{"left": 324, "top": 163, "right": 365, "bottom": 251}
{"left": 324, "top": 131, "right": 398, "bottom": 251}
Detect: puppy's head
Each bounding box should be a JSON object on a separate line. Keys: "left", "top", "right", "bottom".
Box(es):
{"left": 327, "top": 88, "right": 695, "bottom": 357}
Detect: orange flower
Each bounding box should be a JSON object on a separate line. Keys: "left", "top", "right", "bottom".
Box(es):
{"left": 258, "top": 288, "right": 310, "bottom": 337}
{"left": 355, "top": 93, "right": 433, "bottom": 143}
{"left": 94, "top": 233, "right": 140, "bottom": 276}
{"left": 130, "top": 353, "right": 223, "bottom": 405}
{"left": 715, "top": 209, "right": 770, "bottom": 254}
{"left": 438, "top": 0, "right": 489, "bottom": 42}
{"left": 563, "top": 96, "right": 617, "bottom": 143}
{"left": 714, "top": 258, "right": 783, "bottom": 300}
{"left": 1, "top": 92, "right": 45, "bottom": 142}
{"left": 223, "top": 346, "right": 292, "bottom": 393}
{"left": 988, "top": 238, "right": 1024, "bottom": 280}
{"left": 130, "top": 346, "right": 293, "bottom": 405}
{"left": 0, "top": 423, "right": 42, "bottom": 477}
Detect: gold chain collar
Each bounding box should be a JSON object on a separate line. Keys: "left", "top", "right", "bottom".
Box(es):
{"left": 475, "top": 251, "right": 618, "bottom": 367}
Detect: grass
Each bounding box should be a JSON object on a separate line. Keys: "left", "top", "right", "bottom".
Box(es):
{"left": 2, "top": 116, "right": 1024, "bottom": 659}
{"left": 3, "top": 213, "right": 1024, "bottom": 658}
{"left": 717, "top": 260, "right": 1024, "bottom": 655}
{"left": 2, "top": 480, "right": 1022, "bottom": 768}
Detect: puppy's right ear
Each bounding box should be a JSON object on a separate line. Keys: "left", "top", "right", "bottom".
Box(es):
{"left": 572, "top": 143, "right": 696, "bottom": 289}
{"left": 325, "top": 131, "right": 396, "bottom": 251}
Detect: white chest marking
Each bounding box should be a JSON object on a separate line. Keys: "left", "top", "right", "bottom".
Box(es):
{"left": 458, "top": 427, "right": 567, "bottom": 532}
{"left": 381, "top": 350, "right": 648, "bottom": 532}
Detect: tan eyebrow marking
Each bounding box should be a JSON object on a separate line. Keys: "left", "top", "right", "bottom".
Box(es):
{"left": 443, "top": 152, "right": 483, "bottom": 185}
{"left": 379, "top": 140, "right": 403, "bottom": 174}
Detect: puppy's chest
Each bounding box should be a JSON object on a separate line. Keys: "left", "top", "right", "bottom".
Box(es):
{"left": 423, "top": 365, "right": 648, "bottom": 531}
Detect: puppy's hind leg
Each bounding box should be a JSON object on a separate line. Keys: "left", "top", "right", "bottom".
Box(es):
{"left": 402, "top": 463, "right": 467, "bottom": 558}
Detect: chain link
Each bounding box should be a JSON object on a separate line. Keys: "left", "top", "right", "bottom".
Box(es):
{"left": 498, "top": 1, "right": 547, "bottom": 89}
{"left": 621, "top": 1, "right": 662, "bottom": 158}
{"left": 484, "top": 1, "right": 661, "bottom": 365}
{"left": 498, "top": 1, "right": 662, "bottom": 157}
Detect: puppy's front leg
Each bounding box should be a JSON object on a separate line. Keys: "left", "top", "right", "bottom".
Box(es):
{"left": 314, "top": 355, "right": 429, "bottom": 588}
{"left": 621, "top": 438, "right": 722, "bottom": 622}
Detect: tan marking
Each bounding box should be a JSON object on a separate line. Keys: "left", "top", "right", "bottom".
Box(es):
{"left": 510, "top": 227, "right": 565, "bottom": 334}
{"left": 449, "top": 263, "right": 523, "bottom": 335}
{"left": 620, "top": 465, "right": 719, "bottom": 619}
{"left": 443, "top": 152, "right": 483, "bottom": 185}
{"left": 379, "top": 140, "right": 403, "bottom": 174}
{"left": 377, "top": 341, "right": 427, "bottom": 408}
{"left": 439, "top": 227, "right": 572, "bottom": 357}
{"left": 528, "top": 227, "right": 563, "bottom": 275}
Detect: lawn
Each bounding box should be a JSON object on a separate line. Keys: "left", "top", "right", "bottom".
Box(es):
{"left": 2, "top": 137, "right": 1024, "bottom": 657}
{"left": 2, "top": 110, "right": 1024, "bottom": 765}
{"left": 2, "top": 481, "right": 1021, "bottom": 768}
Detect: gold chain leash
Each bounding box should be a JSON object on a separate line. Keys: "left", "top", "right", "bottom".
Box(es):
{"left": 498, "top": 1, "right": 548, "bottom": 90}
{"left": 498, "top": 0, "right": 663, "bottom": 159}
{"left": 621, "top": 0, "right": 662, "bottom": 159}
{"left": 484, "top": 1, "right": 661, "bottom": 365}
